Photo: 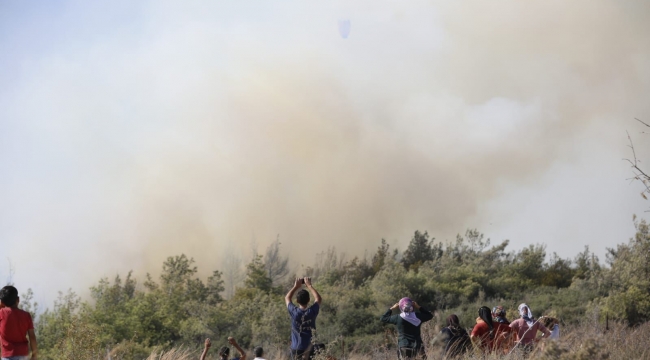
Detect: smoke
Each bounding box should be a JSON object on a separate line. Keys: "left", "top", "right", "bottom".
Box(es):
{"left": 1, "top": 0, "right": 649, "bottom": 303}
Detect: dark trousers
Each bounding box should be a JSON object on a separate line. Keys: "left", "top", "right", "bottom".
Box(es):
{"left": 398, "top": 347, "right": 426, "bottom": 359}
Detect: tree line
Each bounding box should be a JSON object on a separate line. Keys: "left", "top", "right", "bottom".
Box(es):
{"left": 16, "top": 218, "right": 650, "bottom": 359}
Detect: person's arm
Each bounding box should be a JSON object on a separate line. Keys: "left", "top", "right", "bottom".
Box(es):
{"left": 228, "top": 337, "right": 246, "bottom": 360}
{"left": 509, "top": 320, "right": 521, "bottom": 342}
{"left": 199, "top": 338, "right": 211, "bottom": 360}
{"left": 470, "top": 325, "right": 480, "bottom": 348}
{"left": 470, "top": 323, "right": 486, "bottom": 351}
{"left": 285, "top": 278, "right": 302, "bottom": 306}
{"left": 28, "top": 329, "right": 38, "bottom": 360}
{"left": 304, "top": 277, "right": 321, "bottom": 305}
{"left": 380, "top": 302, "right": 399, "bottom": 324}
{"left": 412, "top": 301, "right": 433, "bottom": 322}
{"left": 538, "top": 322, "right": 551, "bottom": 339}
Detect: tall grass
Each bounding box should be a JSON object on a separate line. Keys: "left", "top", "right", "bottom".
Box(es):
{"left": 145, "top": 347, "right": 195, "bottom": 360}
{"left": 138, "top": 321, "right": 649, "bottom": 360}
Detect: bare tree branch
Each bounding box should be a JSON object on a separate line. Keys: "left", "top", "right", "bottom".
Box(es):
{"left": 625, "top": 125, "right": 650, "bottom": 211}
{"left": 5, "top": 258, "right": 15, "bottom": 285}
{"left": 625, "top": 131, "right": 650, "bottom": 181}
{"left": 635, "top": 118, "right": 650, "bottom": 128}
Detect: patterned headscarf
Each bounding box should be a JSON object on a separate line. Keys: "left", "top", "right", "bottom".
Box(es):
{"left": 518, "top": 303, "right": 535, "bottom": 327}
{"left": 492, "top": 305, "right": 509, "bottom": 324}
{"left": 398, "top": 297, "right": 421, "bottom": 326}
{"left": 399, "top": 297, "right": 414, "bottom": 313}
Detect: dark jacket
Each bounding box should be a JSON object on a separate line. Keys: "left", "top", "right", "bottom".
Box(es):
{"left": 380, "top": 307, "right": 434, "bottom": 349}
{"left": 440, "top": 326, "right": 470, "bottom": 358}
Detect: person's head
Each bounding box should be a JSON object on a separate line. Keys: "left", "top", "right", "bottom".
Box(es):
{"left": 541, "top": 316, "right": 558, "bottom": 328}
{"left": 254, "top": 346, "right": 264, "bottom": 358}
{"left": 0, "top": 286, "right": 19, "bottom": 307}
{"left": 446, "top": 314, "right": 460, "bottom": 328}
{"left": 492, "top": 305, "right": 506, "bottom": 318}
{"left": 478, "top": 306, "right": 494, "bottom": 330}
{"left": 296, "top": 289, "right": 310, "bottom": 306}
{"left": 399, "top": 297, "right": 414, "bottom": 313}
{"left": 518, "top": 303, "right": 531, "bottom": 319}
{"left": 218, "top": 346, "right": 230, "bottom": 360}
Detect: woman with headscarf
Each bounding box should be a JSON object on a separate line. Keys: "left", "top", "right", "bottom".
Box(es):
{"left": 470, "top": 306, "right": 495, "bottom": 352}
{"left": 492, "top": 305, "right": 510, "bottom": 324}
{"left": 380, "top": 297, "right": 434, "bottom": 359}
{"left": 439, "top": 314, "right": 470, "bottom": 359}
{"left": 471, "top": 306, "right": 513, "bottom": 354}
{"left": 509, "top": 304, "right": 551, "bottom": 353}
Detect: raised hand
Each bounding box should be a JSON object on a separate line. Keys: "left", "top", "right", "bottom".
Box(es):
{"left": 205, "top": 338, "right": 211, "bottom": 349}
{"left": 304, "top": 277, "right": 313, "bottom": 287}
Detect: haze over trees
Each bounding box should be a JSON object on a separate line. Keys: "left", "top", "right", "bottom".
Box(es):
{"left": 15, "top": 219, "right": 650, "bottom": 359}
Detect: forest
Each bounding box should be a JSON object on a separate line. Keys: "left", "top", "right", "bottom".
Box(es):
{"left": 15, "top": 217, "right": 650, "bottom": 359}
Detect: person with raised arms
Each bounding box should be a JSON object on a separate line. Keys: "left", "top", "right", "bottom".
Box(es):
{"left": 285, "top": 277, "right": 322, "bottom": 360}
{"left": 216, "top": 337, "right": 246, "bottom": 360}
{"left": 380, "top": 297, "right": 433, "bottom": 359}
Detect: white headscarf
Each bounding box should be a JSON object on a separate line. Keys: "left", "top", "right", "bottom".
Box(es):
{"left": 518, "top": 303, "right": 535, "bottom": 327}
{"left": 399, "top": 297, "right": 421, "bottom": 326}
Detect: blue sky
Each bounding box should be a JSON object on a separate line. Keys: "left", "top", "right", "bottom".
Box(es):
{"left": 1, "top": 0, "right": 649, "bottom": 306}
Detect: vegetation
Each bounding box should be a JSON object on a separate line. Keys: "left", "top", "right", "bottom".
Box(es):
{"left": 15, "top": 219, "right": 650, "bottom": 359}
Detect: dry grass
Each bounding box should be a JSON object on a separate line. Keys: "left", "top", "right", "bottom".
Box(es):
{"left": 138, "top": 321, "right": 650, "bottom": 360}
{"left": 145, "top": 347, "right": 196, "bottom": 360}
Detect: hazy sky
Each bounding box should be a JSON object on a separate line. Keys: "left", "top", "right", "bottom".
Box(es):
{"left": 1, "top": 0, "right": 649, "bottom": 306}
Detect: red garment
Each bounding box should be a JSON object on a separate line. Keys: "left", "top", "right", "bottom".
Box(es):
{"left": 509, "top": 318, "right": 548, "bottom": 345}
{"left": 0, "top": 307, "right": 34, "bottom": 357}
{"left": 472, "top": 321, "right": 512, "bottom": 353}
{"left": 471, "top": 320, "right": 493, "bottom": 351}
{"left": 492, "top": 323, "right": 513, "bottom": 352}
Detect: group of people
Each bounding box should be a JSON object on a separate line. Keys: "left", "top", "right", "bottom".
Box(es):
{"left": 279, "top": 278, "right": 559, "bottom": 359}
{"left": 0, "top": 279, "right": 322, "bottom": 360}
{"left": 382, "top": 297, "right": 561, "bottom": 359}
{"left": 199, "top": 337, "right": 266, "bottom": 360}
{"left": 0, "top": 280, "right": 562, "bottom": 360}
{"left": 444, "top": 304, "right": 560, "bottom": 358}
{"left": 200, "top": 276, "right": 323, "bottom": 360}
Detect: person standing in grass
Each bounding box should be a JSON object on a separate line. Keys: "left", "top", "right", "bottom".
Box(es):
{"left": 510, "top": 304, "right": 550, "bottom": 353}
{"left": 217, "top": 337, "right": 246, "bottom": 360}
{"left": 285, "top": 277, "right": 322, "bottom": 360}
{"left": 252, "top": 346, "right": 266, "bottom": 360}
{"left": 380, "top": 297, "right": 433, "bottom": 359}
{"left": 540, "top": 316, "right": 560, "bottom": 339}
{"left": 0, "top": 286, "right": 38, "bottom": 360}
{"left": 439, "top": 314, "right": 470, "bottom": 359}
{"left": 471, "top": 306, "right": 495, "bottom": 352}
{"left": 492, "top": 305, "right": 510, "bottom": 324}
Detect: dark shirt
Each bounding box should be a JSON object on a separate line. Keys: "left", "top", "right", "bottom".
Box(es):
{"left": 380, "top": 307, "right": 434, "bottom": 349}
{"left": 288, "top": 302, "right": 320, "bottom": 350}
{"left": 440, "top": 326, "right": 470, "bottom": 358}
